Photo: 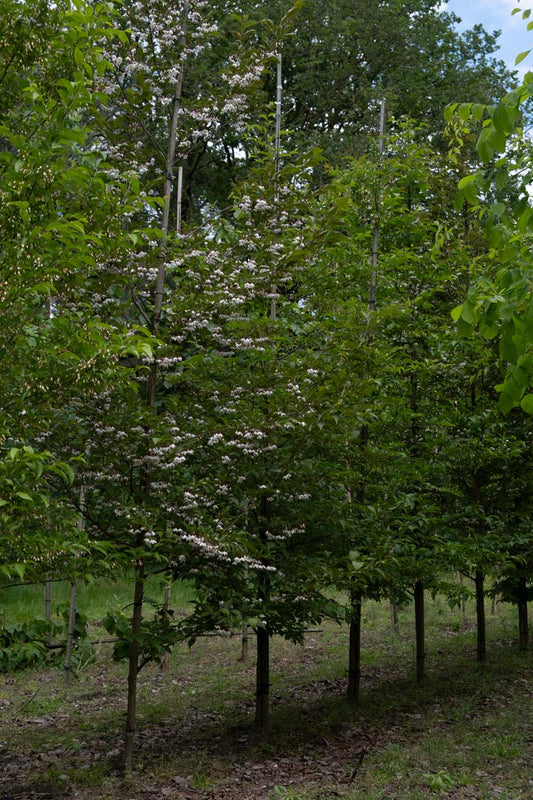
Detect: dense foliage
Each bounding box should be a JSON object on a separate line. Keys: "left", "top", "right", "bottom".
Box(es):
{"left": 2, "top": 0, "right": 532, "bottom": 767}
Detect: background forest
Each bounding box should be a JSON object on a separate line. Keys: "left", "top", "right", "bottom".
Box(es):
{"left": 2, "top": 0, "right": 533, "bottom": 797}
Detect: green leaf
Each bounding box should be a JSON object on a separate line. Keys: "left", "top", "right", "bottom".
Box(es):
{"left": 444, "top": 103, "right": 458, "bottom": 122}
{"left": 498, "top": 391, "right": 517, "bottom": 415}
{"left": 489, "top": 202, "right": 506, "bottom": 217}
{"left": 492, "top": 104, "right": 510, "bottom": 134}
{"left": 457, "top": 317, "right": 473, "bottom": 337}
{"left": 15, "top": 492, "right": 34, "bottom": 502}
{"left": 457, "top": 174, "right": 477, "bottom": 191}
{"left": 515, "top": 50, "right": 531, "bottom": 65}
{"left": 499, "top": 334, "right": 518, "bottom": 363}
{"left": 477, "top": 134, "right": 494, "bottom": 164}
{"left": 520, "top": 394, "right": 533, "bottom": 414}
{"left": 451, "top": 305, "right": 463, "bottom": 322}
{"left": 460, "top": 300, "right": 476, "bottom": 324}
{"left": 486, "top": 126, "right": 507, "bottom": 153}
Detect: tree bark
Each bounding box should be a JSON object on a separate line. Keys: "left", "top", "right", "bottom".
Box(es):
{"left": 45, "top": 574, "right": 52, "bottom": 621}
{"left": 475, "top": 569, "right": 486, "bottom": 664}
{"left": 347, "top": 591, "right": 362, "bottom": 704}
{"left": 122, "top": 3, "right": 190, "bottom": 772}
{"left": 458, "top": 571, "right": 466, "bottom": 618}
{"left": 390, "top": 600, "right": 399, "bottom": 633}
{"left": 123, "top": 560, "right": 145, "bottom": 773}
{"left": 241, "top": 625, "right": 249, "bottom": 662}
{"left": 414, "top": 580, "right": 425, "bottom": 684}
{"left": 369, "top": 99, "right": 386, "bottom": 312}
{"left": 255, "top": 625, "right": 270, "bottom": 731}
{"left": 161, "top": 583, "right": 172, "bottom": 674}
{"left": 64, "top": 580, "right": 77, "bottom": 685}
{"left": 518, "top": 577, "right": 528, "bottom": 652}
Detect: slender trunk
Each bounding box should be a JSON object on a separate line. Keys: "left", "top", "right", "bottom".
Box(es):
{"left": 64, "top": 580, "right": 78, "bottom": 685}
{"left": 161, "top": 584, "right": 172, "bottom": 674}
{"left": 45, "top": 575, "right": 52, "bottom": 622}
{"left": 123, "top": 3, "right": 190, "bottom": 772}
{"left": 475, "top": 569, "right": 486, "bottom": 664}
{"left": 147, "top": 2, "right": 189, "bottom": 405}
{"left": 414, "top": 580, "right": 425, "bottom": 685}
{"left": 518, "top": 577, "right": 528, "bottom": 652}
{"left": 123, "top": 560, "right": 145, "bottom": 773}
{"left": 390, "top": 601, "right": 399, "bottom": 633}
{"left": 458, "top": 571, "right": 466, "bottom": 618}
{"left": 65, "top": 484, "right": 86, "bottom": 682}
{"left": 369, "top": 99, "right": 386, "bottom": 312}
{"left": 347, "top": 591, "right": 362, "bottom": 704}
{"left": 255, "top": 625, "right": 270, "bottom": 731}
{"left": 241, "top": 625, "right": 249, "bottom": 662}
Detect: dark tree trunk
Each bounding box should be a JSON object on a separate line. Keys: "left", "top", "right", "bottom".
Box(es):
{"left": 241, "top": 625, "right": 249, "bottom": 662}
{"left": 123, "top": 561, "right": 145, "bottom": 773}
{"left": 160, "top": 584, "right": 172, "bottom": 674}
{"left": 347, "top": 591, "right": 362, "bottom": 704}
{"left": 64, "top": 580, "right": 77, "bottom": 685}
{"left": 518, "top": 577, "right": 529, "bottom": 652}
{"left": 45, "top": 575, "right": 52, "bottom": 621}
{"left": 475, "top": 569, "right": 486, "bottom": 664}
{"left": 414, "top": 580, "right": 425, "bottom": 685}
{"left": 390, "top": 600, "right": 399, "bottom": 633}
{"left": 255, "top": 625, "right": 270, "bottom": 731}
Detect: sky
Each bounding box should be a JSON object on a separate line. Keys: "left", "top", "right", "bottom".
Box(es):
{"left": 442, "top": 0, "right": 533, "bottom": 76}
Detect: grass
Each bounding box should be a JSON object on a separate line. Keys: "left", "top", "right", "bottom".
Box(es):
{"left": 0, "top": 572, "right": 195, "bottom": 627}
{"left": 0, "top": 580, "right": 531, "bottom": 799}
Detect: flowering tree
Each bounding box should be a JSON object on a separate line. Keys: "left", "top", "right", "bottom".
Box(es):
{"left": 0, "top": 0, "right": 156, "bottom": 581}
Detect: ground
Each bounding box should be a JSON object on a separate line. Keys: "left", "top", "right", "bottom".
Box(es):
{"left": 1, "top": 595, "right": 532, "bottom": 800}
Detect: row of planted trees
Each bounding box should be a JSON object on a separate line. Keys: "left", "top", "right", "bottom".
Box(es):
{"left": 2, "top": 0, "right": 533, "bottom": 772}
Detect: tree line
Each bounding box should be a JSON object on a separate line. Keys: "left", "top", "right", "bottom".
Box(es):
{"left": 1, "top": 0, "right": 533, "bottom": 771}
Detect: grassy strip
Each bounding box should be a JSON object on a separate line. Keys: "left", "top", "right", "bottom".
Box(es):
{"left": 0, "top": 588, "right": 531, "bottom": 799}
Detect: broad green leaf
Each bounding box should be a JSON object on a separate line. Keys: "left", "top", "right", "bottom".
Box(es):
{"left": 451, "top": 305, "right": 463, "bottom": 321}
{"left": 498, "top": 390, "right": 517, "bottom": 415}
{"left": 515, "top": 50, "right": 531, "bottom": 65}
{"left": 477, "top": 134, "right": 494, "bottom": 163}
{"left": 444, "top": 103, "right": 458, "bottom": 122}
{"left": 499, "top": 334, "right": 519, "bottom": 363}
{"left": 492, "top": 104, "right": 510, "bottom": 133}
{"left": 486, "top": 126, "right": 507, "bottom": 153}
{"left": 520, "top": 394, "right": 533, "bottom": 414}
{"left": 460, "top": 300, "right": 476, "bottom": 324}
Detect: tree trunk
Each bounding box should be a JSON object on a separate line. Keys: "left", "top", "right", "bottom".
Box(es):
{"left": 161, "top": 583, "right": 172, "bottom": 674}
{"left": 518, "top": 577, "right": 528, "bottom": 652}
{"left": 414, "top": 580, "right": 425, "bottom": 685}
{"left": 241, "top": 625, "right": 249, "bottom": 662}
{"left": 123, "top": 561, "right": 145, "bottom": 773}
{"left": 347, "top": 591, "right": 362, "bottom": 704}
{"left": 45, "top": 574, "right": 52, "bottom": 621}
{"left": 64, "top": 580, "right": 77, "bottom": 685}
{"left": 369, "top": 99, "right": 386, "bottom": 312}
{"left": 122, "top": 2, "right": 190, "bottom": 772}
{"left": 390, "top": 600, "right": 399, "bottom": 633}
{"left": 475, "top": 569, "right": 486, "bottom": 664}
{"left": 255, "top": 625, "right": 270, "bottom": 731}
{"left": 458, "top": 571, "right": 466, "bottom": 618}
